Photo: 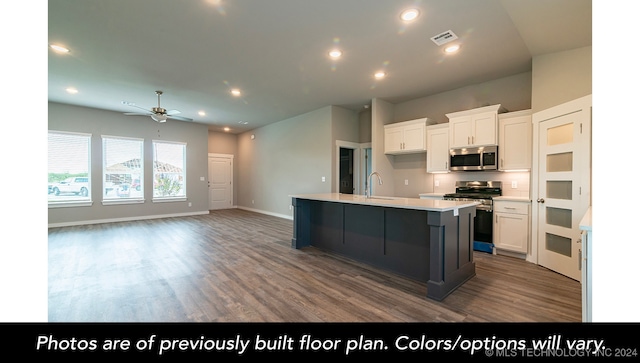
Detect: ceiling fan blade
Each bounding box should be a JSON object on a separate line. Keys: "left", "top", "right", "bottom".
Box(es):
{"left": 124, "top": 102, "right": 154, "bottom": 113}
{"left": 167, "top": 115, "right": 193, "bottom": 122}
{"left": 165, "top": 109, "right": 181, "bottom": 116}
{"left": 124, "top": 112, "right": 153, "bottom": 116}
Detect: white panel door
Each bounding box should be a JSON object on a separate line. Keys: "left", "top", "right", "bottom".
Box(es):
{"left": 208, "top": 155, "right": 232, "bottom": 210}
{"left": 534, "top": 96, "right": 591, "bottom": 281}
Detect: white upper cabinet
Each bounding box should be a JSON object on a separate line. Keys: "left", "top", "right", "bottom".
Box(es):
{"left": 446, "top": 104, "right": 505, "bottom": 148}
{"left": 426, "top": 123, "right": 449, "bottom": 173}
{"left": 384, "top": 118, "right": 432, "bottom": 155}
{"left": 498, "top": 110, "right": 532, "bottom": 171}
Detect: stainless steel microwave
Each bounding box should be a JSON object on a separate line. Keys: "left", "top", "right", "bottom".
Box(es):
{"left": 449, "top": 145, "right": 498, "bottom": 171}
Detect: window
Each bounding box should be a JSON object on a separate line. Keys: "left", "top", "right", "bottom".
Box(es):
{"left": 48, "top": 131, "right": 92, "bottom": 206}
{"left": 102, "top": 136, "right": 144, "bottom": 203}
{"left": 153, "top": 141, "right": 186, "bottom": 200}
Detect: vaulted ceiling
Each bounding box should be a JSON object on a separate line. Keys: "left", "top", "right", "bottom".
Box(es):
{"left": 48, "top": 0, "right": 592, "bottom": 133}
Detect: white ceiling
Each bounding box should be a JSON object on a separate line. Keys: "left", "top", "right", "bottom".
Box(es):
{"left": 47, "top": 0, "right": 592, "bottom": 133}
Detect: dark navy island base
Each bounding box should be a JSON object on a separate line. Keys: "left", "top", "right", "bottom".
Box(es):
{"left": 291, "top": 194, "right": 477, "bottom": 301}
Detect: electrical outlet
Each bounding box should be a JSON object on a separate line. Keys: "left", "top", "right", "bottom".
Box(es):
{"left": 322, "top": 176, "right": 326, "bottom": 182}
{"left": 252, "top": 200, "right": 255, "bottom": 204}
{"left": 405, "top": 179, "right": 409, "bottom": 185}
{"left": 435, "top": 180, "right": 440, "bottom": 187}
{"left": 188, "top": 202, "right": 192, "bottom": 207}
{"left": 511, "top": 181, "right": 518, "bottom": 189}
{"left": 200, "top": 176, "right": 205, "bottom": 181}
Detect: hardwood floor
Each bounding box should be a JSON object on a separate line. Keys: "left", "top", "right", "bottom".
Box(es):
{"left": 48, "top": 209, "right": 581, "bottom": 322}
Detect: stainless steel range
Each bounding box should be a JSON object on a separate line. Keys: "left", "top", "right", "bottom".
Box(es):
{"left": 443, "top": 181, "right": 502, "bottom": 252}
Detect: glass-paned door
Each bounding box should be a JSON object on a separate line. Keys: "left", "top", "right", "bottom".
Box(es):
{"left": 536, "top": 110, "right": 589, "bottom": 281}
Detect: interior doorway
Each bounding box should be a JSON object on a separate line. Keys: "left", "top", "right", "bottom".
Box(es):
{"left": 339, "top": 148, "right": 354, "bottom": 194}
{"left": 335, "top": 141, "right": 363, "bottom": 195}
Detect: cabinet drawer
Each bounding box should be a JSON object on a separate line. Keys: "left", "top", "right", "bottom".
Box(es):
{"left": 494, "top": 201, "right": 529, "bottom": 214}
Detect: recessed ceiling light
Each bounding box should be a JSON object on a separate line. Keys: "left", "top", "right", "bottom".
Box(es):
{"left": 223, "top": 127, "right": 230, "bottom": 132}
{"left": 49, "top": 44, "right": 70, "bottom": 53}
{"left": 198, "top": 111, "right": 206, "bottom": 116}
{"left": 329, "top": 49, "right": 342, "bottom": 59}
{"left": 65, "top": 87, "right": 78, "bottom": 94}
{"left": 400, "top": 8, "right": 420, "bottom": 22}
{"left": 444, "top": 44, "right": 461, "bottom": 53}
{"left": 230, "top": 89, "right": 241, "bottom": 97}
{"left": 374, "top": 71, "right": 386, "bottom": 79}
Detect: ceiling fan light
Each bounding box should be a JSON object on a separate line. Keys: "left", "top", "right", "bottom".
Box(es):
{"left": 152, "top": 114, "right": 167, "bottom": 123}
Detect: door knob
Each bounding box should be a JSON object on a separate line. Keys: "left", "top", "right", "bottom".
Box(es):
{"left": 537, "top": 198, "right": 545, "bottom": 203}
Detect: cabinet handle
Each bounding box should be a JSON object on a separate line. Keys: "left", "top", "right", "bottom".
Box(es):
{"left": 504, "top": 207, "right": 516, "bottom": 210}
{"left": 468, "top": 136, "right": 470, "bottom": 145}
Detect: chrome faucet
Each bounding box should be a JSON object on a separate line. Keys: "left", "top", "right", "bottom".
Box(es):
{"left": 365, "top": 171, "right": 383, "bottom": 198}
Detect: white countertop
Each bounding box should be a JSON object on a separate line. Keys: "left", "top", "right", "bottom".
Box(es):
{"left": 579, "top": 206, "right": 592, "bottom": 232}
{"left": 418, "top": 193, "right": 446, "bottom": 197}
{"left": 291, "top": 193, "right": 478, "bottom": 212}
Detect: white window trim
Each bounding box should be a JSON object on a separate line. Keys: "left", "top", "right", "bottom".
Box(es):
{"left": 101, "top": 199, "right": 145, "bottom": 206}
{"left": 48, "top": 201, "right": 93, "bottom": 208}
{"left": 48, "top": 130, "right": 93, "bottom": 207}
{"left": 152, "top": 140, "right": 187, "bottom": 202}
{"left": 152, "top": 197, "right": 188, "bottom": 203}
{"left": 102, "top": 134, "right": 145, "bottom": 204}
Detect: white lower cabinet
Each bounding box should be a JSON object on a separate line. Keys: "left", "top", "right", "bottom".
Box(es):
{"left": 493, "top": 200, "right": 530, "bottom": 254}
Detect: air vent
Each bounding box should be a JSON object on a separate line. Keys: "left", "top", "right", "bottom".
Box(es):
{"left": 430, "top": 30, "right": 458, "bottom": 46}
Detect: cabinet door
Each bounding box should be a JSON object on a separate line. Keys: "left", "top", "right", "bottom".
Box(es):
{"left": 471, "top": 111, "right": 497, "bottom": 146}
{"left": 427, "top": 127, "right": 449, "bottom": 172}
{"left": 402, "top": 124, "right": 425, "bottom": 151}
{"left": 448, "top": 116, "right": 472, "bottom": 148}
{"left": 384, "top": 127, "right": 403, "bottom": 154}
{"left": 499, "top": 115, "right": 532, "bottom": 170}
{"left": 494, "top": 212, "right": 528, "bottom": 253}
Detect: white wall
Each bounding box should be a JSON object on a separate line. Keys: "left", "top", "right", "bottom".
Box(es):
{"left": 236, "top": 106, "right": 334, "bottom": 218}
{"left": 532, "top": 46, "right": 592, "bottom": 113}
{"left": 371, "top": 98, "right": 396, "bottom": 197}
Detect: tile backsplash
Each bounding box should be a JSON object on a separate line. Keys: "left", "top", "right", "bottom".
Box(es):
{"left": 432, "top": 171, "right": 530, "bottom": 198}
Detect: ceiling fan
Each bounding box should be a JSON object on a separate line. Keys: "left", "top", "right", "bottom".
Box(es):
{"left": 123, "top": 90, "right": 193, "bottom": 123}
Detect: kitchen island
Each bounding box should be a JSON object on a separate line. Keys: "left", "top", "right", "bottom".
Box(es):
{"left": 290, "top": 193, "right": 478, "bottom": 301}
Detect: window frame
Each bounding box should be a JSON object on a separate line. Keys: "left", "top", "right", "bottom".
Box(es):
{"left": 48, "top": 130, "right": 93, "bottom": 208}
{"left": 101, "top": 135, "right": 145, "bottom": 206}
{"left": 152, "top": 140, "right": 187, "bottom": 203}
